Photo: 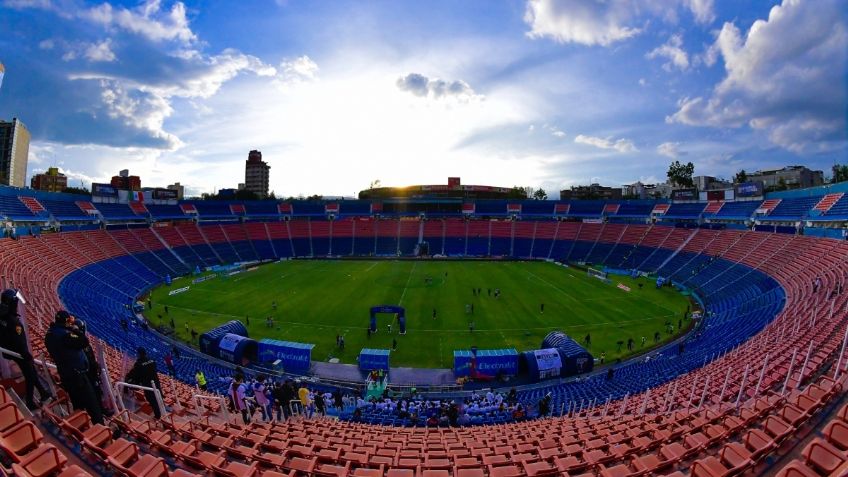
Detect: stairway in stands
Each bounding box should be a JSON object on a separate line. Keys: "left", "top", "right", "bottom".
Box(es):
{"left": 18, "top": 196, "right": 47, "bottom": 215}
{"left": 703, "top": 200, "right": 724, "bottom": 215}
{"left": 813, "top": 193, "right": 844, "bottom": 214}
{"left": 128, "top": 201, "right": 148, "bottom": 215}
{"left": 75, "top": 200, "right": 98, "bottom": 216}
{"left": 757, "top": 198, "right": 781, "bottom": 215}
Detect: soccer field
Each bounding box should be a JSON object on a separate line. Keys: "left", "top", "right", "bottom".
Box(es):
{"left": 146, "top": 260, "right": 692, "bottom": 369}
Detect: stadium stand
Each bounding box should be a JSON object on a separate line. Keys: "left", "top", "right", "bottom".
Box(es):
{"left": 1, "top": 188, "right": 848, "bottom": 475}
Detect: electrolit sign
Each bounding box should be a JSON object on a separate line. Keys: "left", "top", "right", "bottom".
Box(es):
{"left": 258, "top": 340, "right": 313, "bottom": 372}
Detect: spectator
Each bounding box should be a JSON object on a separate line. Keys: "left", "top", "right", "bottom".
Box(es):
{"left": 195, "top": 369, "right": 207, "bottom": 391}
{"left": 125, "top": 347, "right": 163, "bottom": 419}
{"left": 229, "top": 374, "right": 250, "bottom": 424}
{"left": 253, "top": 375, "right": 272, "bottom": 421}
{"left": 163, "top": 352, "right": 175, "bottom": 377}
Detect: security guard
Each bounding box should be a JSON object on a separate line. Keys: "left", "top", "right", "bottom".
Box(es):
{"left": 0, "top": 289, "right": 51, "bottom": 409}
{"left": 45, "top": 310, "right": 103, "bottom": 424}
{"left": 126, "top": 348, "right": 163, "bottom": 418}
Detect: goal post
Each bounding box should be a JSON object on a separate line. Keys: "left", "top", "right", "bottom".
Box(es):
{"left": 587, "top": 267, "right": 608, "bottom": 281}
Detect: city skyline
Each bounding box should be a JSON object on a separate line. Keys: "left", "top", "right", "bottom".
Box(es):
{"left": 0, "top": 0, "right": 845, "bottom": 198}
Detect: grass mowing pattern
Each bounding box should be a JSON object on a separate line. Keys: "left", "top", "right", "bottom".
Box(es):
{"left": 147, "top": 260, "right": 691, "bottom": 369}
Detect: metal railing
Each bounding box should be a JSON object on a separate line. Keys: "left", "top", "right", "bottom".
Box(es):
{"left": 113, "top": 381, "right": 167, "bottom": 418}
{"left": 193, "top": 394, "right": 230, "bottom": 424}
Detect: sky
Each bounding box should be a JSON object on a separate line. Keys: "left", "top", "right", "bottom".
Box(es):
{"left": 0, "top": 0, "right": 845, "bottom": 198}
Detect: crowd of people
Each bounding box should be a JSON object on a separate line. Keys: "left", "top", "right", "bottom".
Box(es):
{"left": 348, "top": 388, "right": 543, "bottom": 426}
{"left": 227, "top": 372, "right": 351, "bottom": 424}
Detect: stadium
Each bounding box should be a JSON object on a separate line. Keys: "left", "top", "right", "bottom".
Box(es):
{"left": 1, "top": 0, "right": 847, "bottom": 476}
{"left": 0, "top": 185, "right": 844, "bottom": 476}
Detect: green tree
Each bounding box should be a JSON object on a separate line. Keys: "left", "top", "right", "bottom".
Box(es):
{"left": 532, "top": 188, "right": 548, "bottom": 200}
{"left": 507, "top": 186, "right": 529, "bottom": 199}
{"left": 734, "top": 169, "right": 748, "bottom": 184}
{"left": 832, "top": 164, "right": 848, "bottom": 183}
{"left": 268, "top": 191, "right": 277, "bottom": 200}
{"left": 667, "top": 160, "right": 695, "bottom": 188}
{"left": 61, "top": 186, "right": 90, "bottom": 195}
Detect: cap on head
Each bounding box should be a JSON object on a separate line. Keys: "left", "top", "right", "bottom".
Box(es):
{"left": 1, "top": 289, "right": 17, "bottom": 303}
{"left": 55, "top": 310, "right": 71, "bottom": 324}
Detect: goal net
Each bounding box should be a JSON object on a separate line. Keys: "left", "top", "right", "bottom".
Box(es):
{"left": 587, "top": 267, "right": 608, "bottom": 281}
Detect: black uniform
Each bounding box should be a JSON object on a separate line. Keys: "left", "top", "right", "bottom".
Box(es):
{"left": 0, "top": 293, "right": 49, "bottom": 409}
{"left": 44, "top": 322, "right": 102, "bottom": 423}
{"left": 126, "top": 351, "right": 163, "bottom": 418}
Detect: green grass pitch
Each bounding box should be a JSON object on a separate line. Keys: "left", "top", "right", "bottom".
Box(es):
{"left": 146, "top": 260, "right": 692, "bottom": 369}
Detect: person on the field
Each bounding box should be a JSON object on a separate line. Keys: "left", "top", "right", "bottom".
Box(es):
{"left": 584, "top": 333, "right": 591, "bottom": 346}
{"left": 432, "top": 308, "right": 436, "bottom": 320}
{"left": 392, "top": 338, "right": 397, "bottom": 351}
{"left": 540, "top": 303, "right": 545, "bottom": 314}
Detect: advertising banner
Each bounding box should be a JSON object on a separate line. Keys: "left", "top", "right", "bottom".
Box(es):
{"left": 475, "top": 348, "right": 518, "bottom": 376}
{"left": 257, "top": 339, "right": 314, "bottom": 372}
{"left": 532, "top": 348, "right": 563, "bottom": 372}
{"left": 359, "top": 348, "right": 390, "bottom": 371}
{"left": 92, "top": 183, "right": 118, "bottom": 197}
{"left": 671, "top": 188, "right": 697, "bottom": 201}
{"left": 735, "top": 181, "right": 764, "bottom": 198}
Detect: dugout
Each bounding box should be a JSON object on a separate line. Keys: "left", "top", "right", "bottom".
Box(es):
{"left": 216, "top": 333, "right": 258, "bottom": 365}
{"left": 521, "top": 349, "right": 564, "bottom": 381}
{"left": 541, "top": 331, "right": 594, "bottom": 376}
{"left": 199, "top": 320, "right": 248, "bottom": 355}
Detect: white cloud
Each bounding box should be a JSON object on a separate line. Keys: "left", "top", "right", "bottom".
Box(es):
{"left": 523, "top": 0, "right": 642, "bottom": 46}
{"left": 685, "top": 0, "right": 715, "bottom": 25}
{"left": 638, "top": 78, "right": 647, "bottom": 86}
{"left": 38, "top": 38, "right": 54, "bottom": 49}
{"left": 273, "top": 56, "right": 317, "bottom": 89}
{"left": 575, "top": 134, "right": 637, "bottom": 153}
{"left": 668, "top": 0, "right": 847, "bottom": 152}
{"left": 84, "top": 39, "right": 116, "bottom": 62}
{"left": 523, "top": 0, "right": 717, "bottom": 46}
{"left": 84, "top": 1, "right": 195, "bottom": 44}
{"left": 647, "top": 33, "right": 689, "bottom": 71}
{"left": 396, "top": 73, "right": 482, "bottom": 102}
{"left": 6, "top": 0, "right": 196, "bottom": 44}
{"left": 657, "top": 141, "right": 685, "bottom": 158}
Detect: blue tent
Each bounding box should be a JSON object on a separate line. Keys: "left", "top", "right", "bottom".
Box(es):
{"left": 216, "top": 333, "right": 258, "bottom": 365}
{"left": 199, "top": 320, "right": 248, "bottom": 356}
{"left": 257, "top": 339, "right": 314, "bottom": 373}
{"left": 540, "top": 331, "right": 594, "bottom": 376}
{"left": 359, "top": 348, "right": 390, "bottom": 371}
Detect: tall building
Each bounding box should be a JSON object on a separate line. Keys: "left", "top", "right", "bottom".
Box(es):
{"left": 31, "top": 167, "right": 67, "bottom": 192}
{"left": 0, "top": 118, "right": 30, "bottom": 187}
{"left": 167, "top": 182, "right": 185, "bottom": 200}
{"left": 110, "top": 169, "right": 141, "bottom": 191}
{"left": 244, "top": 150, "right": 270, "bottom": 198}
{"left": 747, "top": 166, "right": 824, "bottom": 191}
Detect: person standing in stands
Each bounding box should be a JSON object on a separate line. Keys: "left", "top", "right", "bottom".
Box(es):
{"left": 45, "top": 311, "right": 100, "bottom": 423}
{"left": 163, "top": 352, "right": 175, "bottom": 377}
{"left": 1, "top": 290, "right": 51, "bottom": 410}
{"left": 253, "top": 375, "right": 272, "bottom": 421}
{"left": 229, "top": 374, "right": 250, "bottom": 424}
{"left": 126, "top": 347, "right": 163, "bottom": 419}
{"left": 195, "top": 369, "right": 207, "bottom": 391}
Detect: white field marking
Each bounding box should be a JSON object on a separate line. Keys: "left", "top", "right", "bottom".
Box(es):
{"left": 398, "top": 261, "right": 417, "bottom": 306}
{"left": 364, "top": 262, "right": 379, "bottom": 272}
{"left": 525, "top": 269, "right": 578, "bottom": 302}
